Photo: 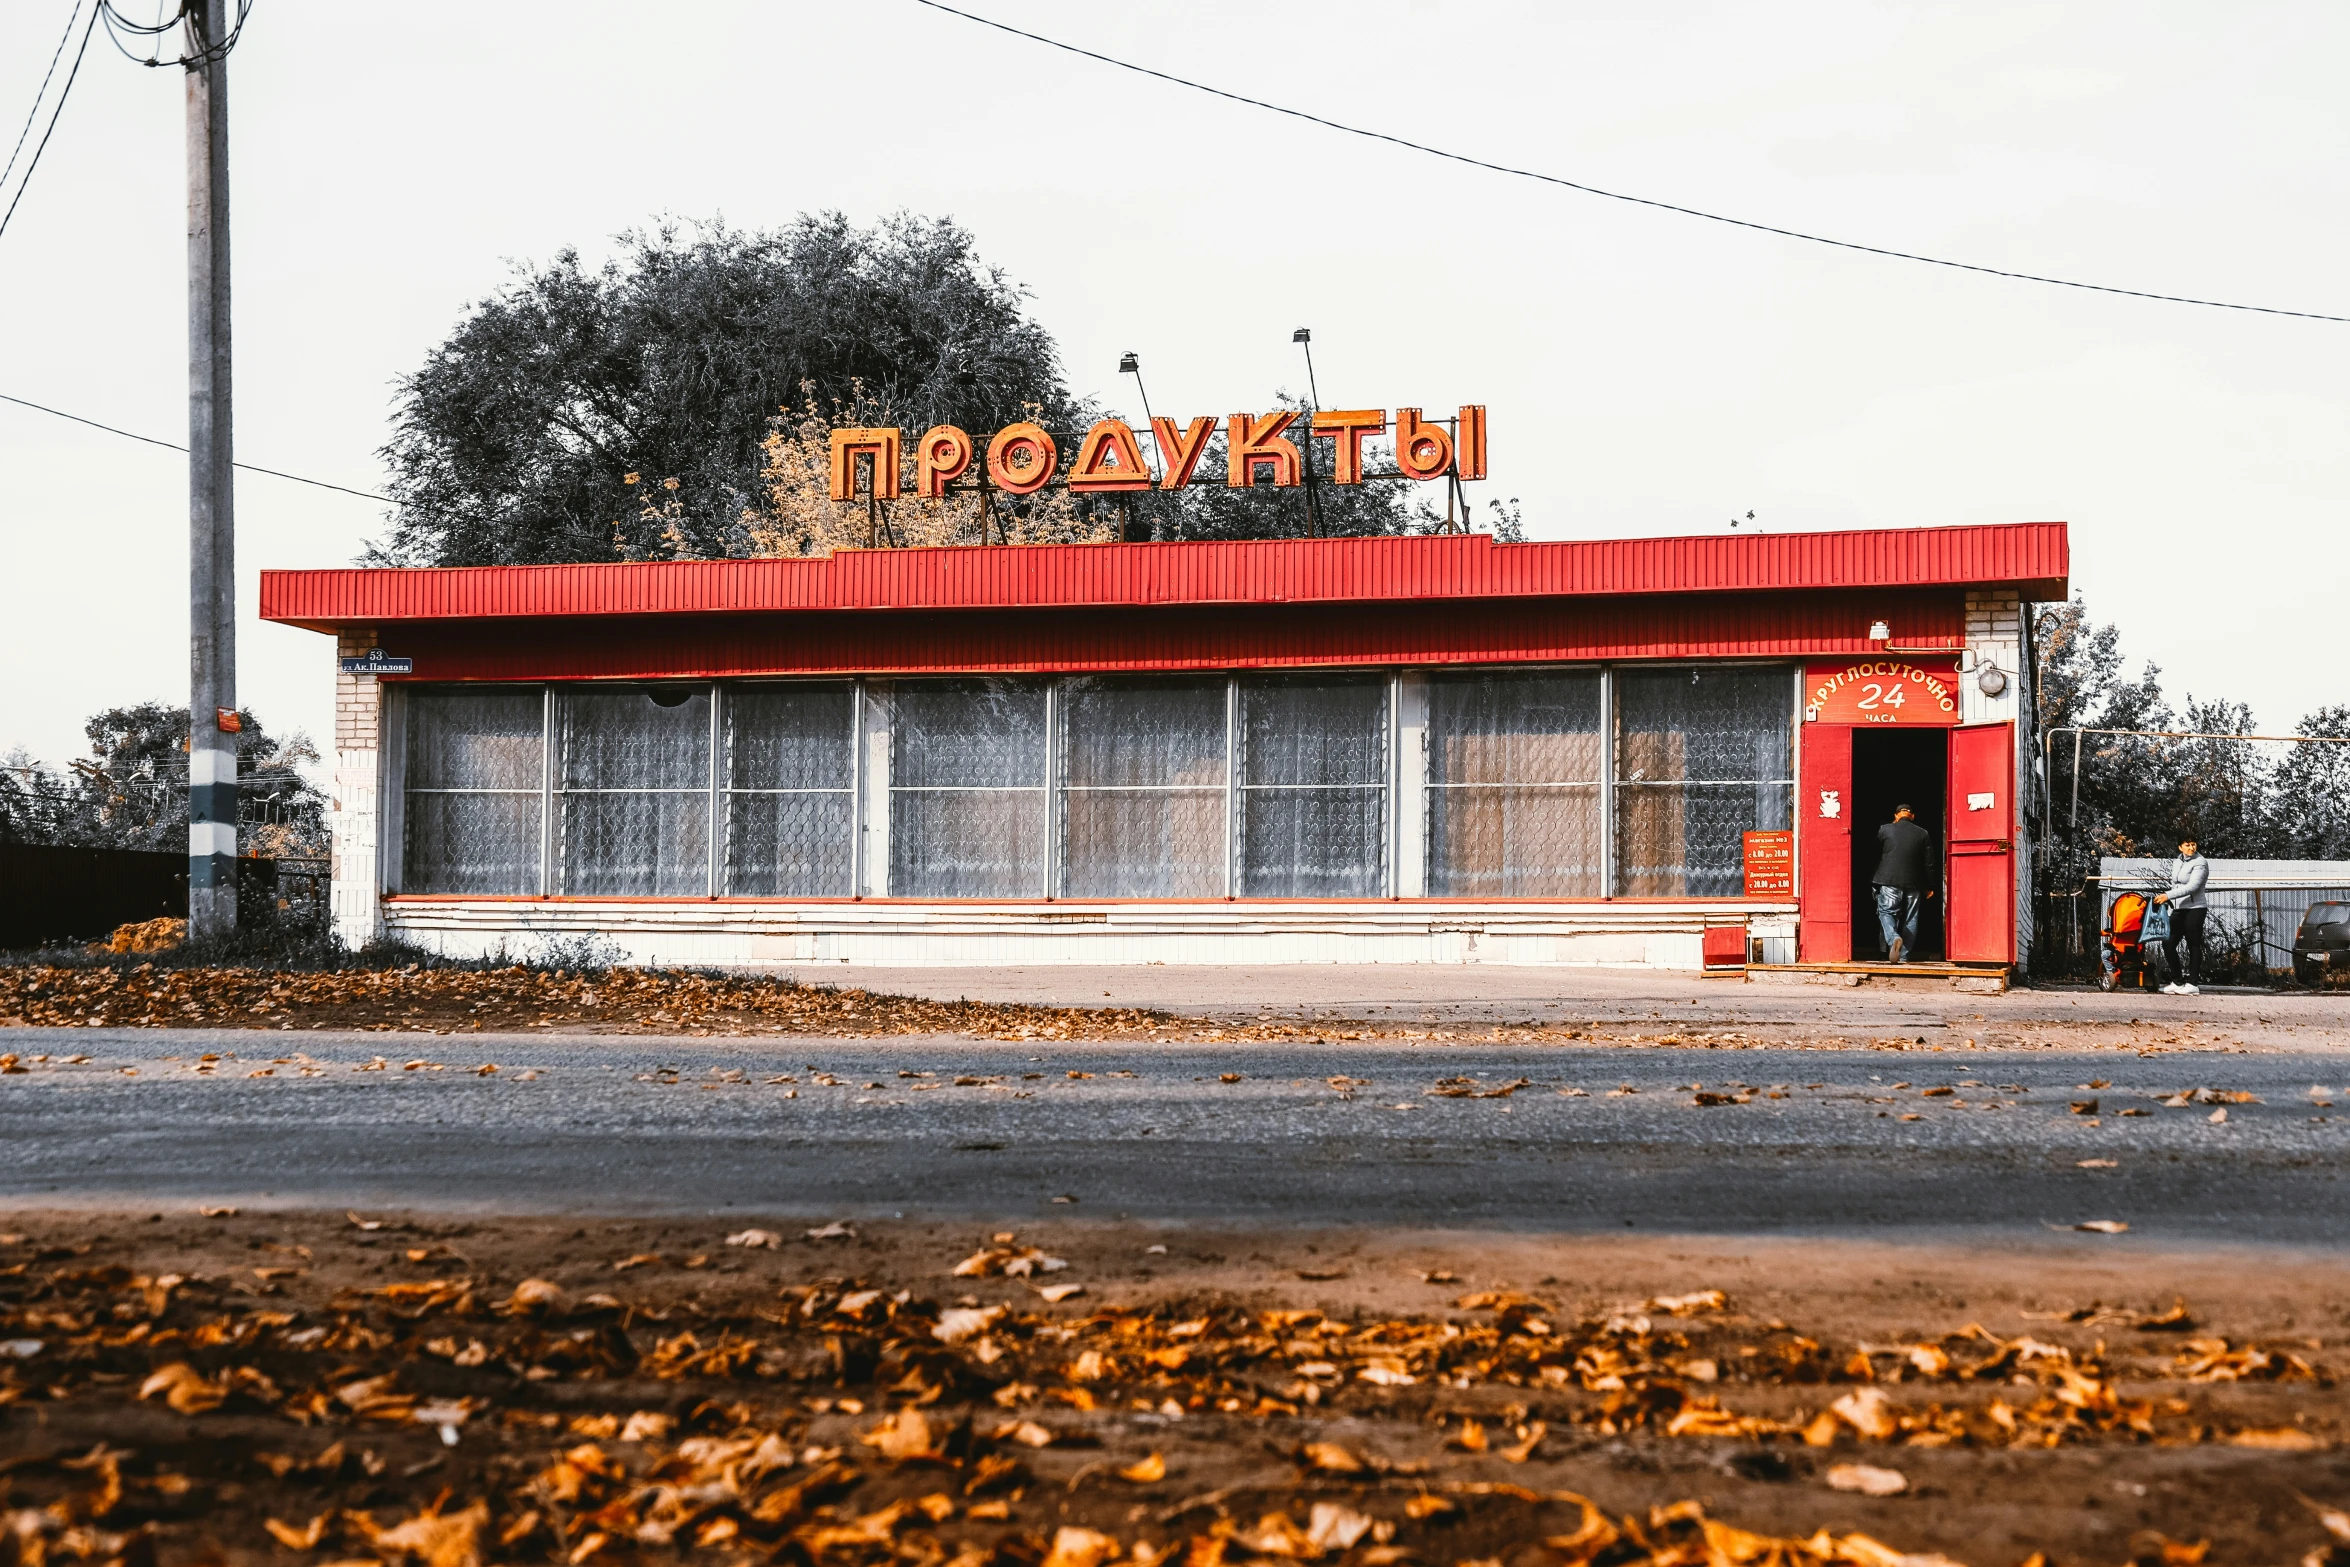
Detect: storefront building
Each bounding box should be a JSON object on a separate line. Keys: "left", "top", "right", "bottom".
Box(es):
{"left": 260, "top": 521, "right": 2065, "bottom": 969}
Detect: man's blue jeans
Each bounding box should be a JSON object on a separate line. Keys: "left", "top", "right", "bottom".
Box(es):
{"left": 1874, "top": 884, "right": 1923, "bottom": 958}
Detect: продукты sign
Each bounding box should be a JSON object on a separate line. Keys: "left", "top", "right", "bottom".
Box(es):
{"left": 825, "top": 407, "right": 1487, "bottom": 499}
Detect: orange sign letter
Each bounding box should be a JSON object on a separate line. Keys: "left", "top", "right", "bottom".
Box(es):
{"left": 1393, "top": 407, "right": 1452, "bottom": 481}
{"left": 986, "top": 422, "right": 1058, "bottom": 496}
{"left": 1310, "top": 409, "right": 1386, "bottom": 486}
{"left": 1454, "top": 405, "right": 1487, "bottom": 481}
{"left": 1227, "top": 410, "right": 1302, "bottom": 488}
{"left": 913, "top": 425, "right": 974, "bottom": 498}
{"left": 1150, "top": 416, "right": 1216, "bottom": 491}
{"left": 1067, "top": 419, "right": 1153, "bottom": 493}
{"left": 828, "top": 427, "right": 902, "bottom": 501}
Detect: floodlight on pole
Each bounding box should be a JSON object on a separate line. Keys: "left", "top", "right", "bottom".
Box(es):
{"left": 1118, "top": 351, "right": 1161, "bottom": 481}
{"left": 1291, "top": 330, "right": 1324, "bottom": 537}
{"left": 1291, "top": 327, "right": 1322, "bottom": 410}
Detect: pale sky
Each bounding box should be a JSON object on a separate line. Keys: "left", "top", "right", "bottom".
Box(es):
{"left": 1, "top": 1, "right": 2342, "bottom": 771}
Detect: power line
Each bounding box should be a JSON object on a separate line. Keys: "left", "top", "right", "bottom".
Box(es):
{"left": 0, "top": 0, "right": 100, "bottom": 245}
{"left": 0, "top": 391, "right": 393, "bottom": 503}
{"left": 0, "top": 2, "right": 85, "bottom": 197}
{"left": 909, "top": 0, "right": 2348, "bottom": 326}
{"left": 96, "top": 1, "right": 254, "bottom": 70}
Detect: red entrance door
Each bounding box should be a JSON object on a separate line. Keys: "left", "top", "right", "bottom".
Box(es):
{"left": 1946, "top": 722, "right": 2015, "bottom": 964}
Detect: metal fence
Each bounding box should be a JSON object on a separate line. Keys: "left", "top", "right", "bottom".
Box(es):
{"left": 261, "top": 856, "right": 331, "bottom": 933}
{"left": 2033, "top": 870, "right": 2350, "bottom": 985}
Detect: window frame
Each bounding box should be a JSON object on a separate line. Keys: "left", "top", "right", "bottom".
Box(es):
{"left": 387, "top": 661, "right": 1797, "bottom": 903}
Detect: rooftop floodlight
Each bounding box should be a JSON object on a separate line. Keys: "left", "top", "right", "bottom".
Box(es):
{"left": 1118, "top": 352, "right": 1161, "bottom": 482}
{"left": 1867, "top": 620, "right": 1892, "bottom": 643}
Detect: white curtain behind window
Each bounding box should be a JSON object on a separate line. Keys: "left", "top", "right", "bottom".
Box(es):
{"left": 1060, "top": 677, "right": 1227, "bottom": 897}
{"left": 1427, "top": 671, "right": 1603, "bottom": 896}
{"left": 1614, "top": 667, "right": 1792, "bottom": 896}
{"left": 1238, "top": 675, "right": 1387, "bottom": 897}
{"left": 403, "top": 687, "right": 544, "bottom": 895}
{"left": 725, "top": 683, "right": 855, "bottom": 897}
{"left": 889, "top": 680, "right": 1047, "bottom": 897}
{"left": 556, "top": 687, "right": 711, "bottom": 896}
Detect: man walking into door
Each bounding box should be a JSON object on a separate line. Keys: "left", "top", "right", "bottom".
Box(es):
{"left": 1871, "top": 803, "right": 1937, "bottom": 964}
{"left": 2153, "top": 836, "right": 2210, "bottom": 995}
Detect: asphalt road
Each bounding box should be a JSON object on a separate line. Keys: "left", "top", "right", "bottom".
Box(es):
{"left": 3, "top": 1029, "right": 2342, "bottom": 1243}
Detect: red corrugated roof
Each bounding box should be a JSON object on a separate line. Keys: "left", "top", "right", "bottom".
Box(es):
{"left": 259, "top": 522, "right": 2068, "bottom": 630}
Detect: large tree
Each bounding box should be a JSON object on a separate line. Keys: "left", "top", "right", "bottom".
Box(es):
{"left": 378, "top": 213, "right": 1083, "bottom": 564}
{"left": 2031, "top": 598, "right": 2350, "bottom": 882}
{"left": 381, "top": 213, "right": 1516, "bottom": 564}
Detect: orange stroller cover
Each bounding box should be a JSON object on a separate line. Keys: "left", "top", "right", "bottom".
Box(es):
{"left": 2110, "top": 891, "right": 2148, "bottom": 942}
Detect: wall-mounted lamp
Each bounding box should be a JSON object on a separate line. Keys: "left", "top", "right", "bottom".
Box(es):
{"left": 1977, "top": 660, "right": 2009, "bottom": 697}
{"left": 1867, "top": 620, "right": 1892, "bottom": 644}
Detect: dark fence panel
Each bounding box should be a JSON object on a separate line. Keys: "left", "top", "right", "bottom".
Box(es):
{"left": 0, "top": 844, "right": 187, "bottom": 948}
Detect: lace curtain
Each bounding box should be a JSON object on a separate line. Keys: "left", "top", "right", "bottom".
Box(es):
{"left": 1614, "top": 667, "right": 1793, "bottom": 896}
{"left": 1426, "top": 670, "right": 1603, "bottom": 896}
{"left": 555, "top": 687, "right": 711, "bottom": 897}
{"left": 889, "top": 679, "right": 1048, "bottom": 898}
{"left": 1237, "top": 675, "right": 1388, "bottom": 897}
{"left": 725, "top": 683, "right": 855, "bottom": 897}
{"left": 1059, "top": 677, "right": 1228, "bottom": 898}
{"left": 399, "top": 665, "right": 1791, "bottom": 903}
{"left": 403, "top": 687, "right": 544, "bottom": 895}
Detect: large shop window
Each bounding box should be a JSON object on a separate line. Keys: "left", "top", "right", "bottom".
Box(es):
{"left": 1238, "top": 675, "right": 1389, "bottom": 897}
{"left": 1613, "top": 666, "right": 1794, "bottom": 896}
{"left": 725, "top": 683, "right": 855, "bottom": 896}
{"left": 403, "top": 687, "right": 545, "bottom": 895}
{"left": 1059, "top": 677, "right": 1227, "bottom": 898}
{"left": 1427, "top": 670, "right": 1603, "bottom": 897}
{"left": 556, "top": 687, "right": 712, "bottom": 896}
{"left": 392, "top": 665, "right": 1792, "bottom": 901}
{"left": 889, "top": 680, "right": 1048, "bottom": 898}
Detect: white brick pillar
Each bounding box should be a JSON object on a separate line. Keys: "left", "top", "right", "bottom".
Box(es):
{"left": 331, "top": 628, "right": 385, "bottom": 947}
{"left": 1960, "top": 591, "right": 2022, "bottom": 727}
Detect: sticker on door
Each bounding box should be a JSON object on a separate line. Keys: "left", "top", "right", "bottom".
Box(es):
{"left": 1966, "top": 791, "right": 1996, "bottom": 811}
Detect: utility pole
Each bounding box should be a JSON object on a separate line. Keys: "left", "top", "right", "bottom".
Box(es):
{"left": 186, "top": 0, "right": 237, "bottom": 936}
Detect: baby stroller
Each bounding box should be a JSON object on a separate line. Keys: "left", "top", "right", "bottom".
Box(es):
{"left": 2099, "top": 889, "right": 2166, "bottom": 991}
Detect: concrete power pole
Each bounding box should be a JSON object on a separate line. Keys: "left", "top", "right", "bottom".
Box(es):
{"left": 186, "top": 0, "right": 237, "bottom": 937}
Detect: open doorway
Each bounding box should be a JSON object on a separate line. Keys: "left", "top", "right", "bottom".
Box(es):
{"left": 1848, "top": 728, "right": 1950, "bottom": 961}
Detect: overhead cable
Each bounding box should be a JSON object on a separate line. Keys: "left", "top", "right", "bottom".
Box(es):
{"left": 0, "top": 391, "right": 392, "bottom": 503}
{"left": 0, "top": 0, "right": 101, "bottom": 245}
{"left": 909, "top": 0, "right": 2347, "bottom": 325}
{"left": 0, "top": 2, "right": 86, "bottom": 198}
{"left": 97, "top": 1, "right": 254, "bottom": 70}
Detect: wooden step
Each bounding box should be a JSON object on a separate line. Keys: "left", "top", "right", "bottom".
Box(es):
{"left": 1746, "top": 962, "right": 2012, "bottom": 993}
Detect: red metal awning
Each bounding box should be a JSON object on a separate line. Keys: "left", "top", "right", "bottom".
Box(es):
{"left": 259, "top": 522, "right": 2069, "bottom": 632}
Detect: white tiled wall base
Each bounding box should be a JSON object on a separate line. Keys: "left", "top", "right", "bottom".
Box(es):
{"left": 330, "top": 756, "right": 382, "bottom": 946}
{"left": 380, "top": 900, "right": 1801, "bottom": 969}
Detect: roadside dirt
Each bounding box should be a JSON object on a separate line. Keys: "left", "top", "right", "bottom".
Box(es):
{"left": 2, "top": 1211, "right": 2343, "bottom": 1567}
{"left": 0, "top": 964, "right": 2289, "bottom": 1055}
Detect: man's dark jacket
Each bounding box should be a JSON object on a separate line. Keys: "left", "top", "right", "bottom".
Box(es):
{"left": 1872, "top": 818, "right": 1936, "bottom": 891}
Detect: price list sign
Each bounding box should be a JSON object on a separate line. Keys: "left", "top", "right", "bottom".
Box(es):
{"left": 1743, "top": 830, "right": 1794, "bottom": 897}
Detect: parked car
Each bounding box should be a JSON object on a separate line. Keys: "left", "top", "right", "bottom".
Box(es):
{"left": 2293, "top": 902, "right": 2350, "bottom": 986}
